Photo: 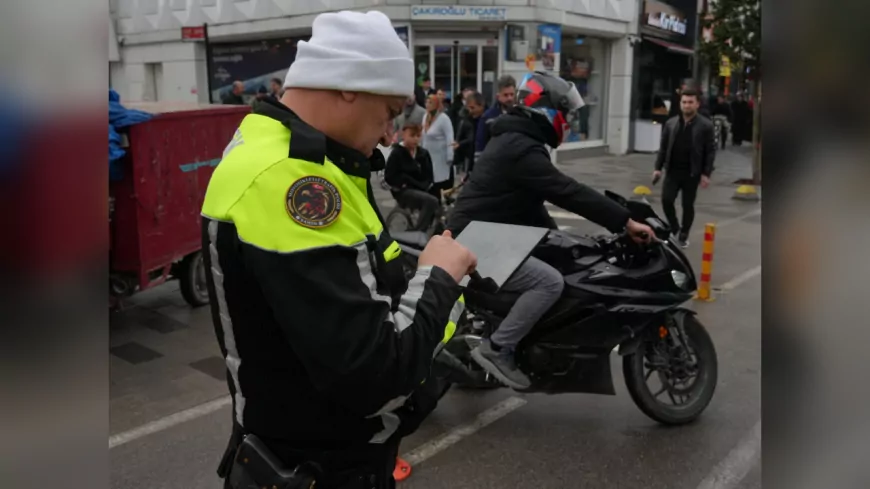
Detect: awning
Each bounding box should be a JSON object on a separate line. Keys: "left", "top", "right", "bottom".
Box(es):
{"left": 644, "top": 36, "right": 695, "bottom": 56}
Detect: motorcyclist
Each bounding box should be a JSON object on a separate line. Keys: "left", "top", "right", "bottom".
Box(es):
{"left": 447, "top": 71, "right": 653, "bottom": 389}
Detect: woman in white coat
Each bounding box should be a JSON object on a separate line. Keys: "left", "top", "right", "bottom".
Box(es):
{"left": 421, "top": 94, "right": 455, "bottom": 202}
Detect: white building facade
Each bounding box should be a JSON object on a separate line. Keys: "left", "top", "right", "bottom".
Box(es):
{"left": 110, "top": 0, "right": 641, "bottom": 155}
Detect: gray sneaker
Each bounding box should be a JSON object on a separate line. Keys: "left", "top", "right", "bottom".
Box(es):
{"left": 471, "top": 340, "right": 531, "bottom": 390}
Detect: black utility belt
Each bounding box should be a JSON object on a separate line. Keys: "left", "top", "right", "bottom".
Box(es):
{"left": 226, "top": 434, "right": 388, "bottom": 489}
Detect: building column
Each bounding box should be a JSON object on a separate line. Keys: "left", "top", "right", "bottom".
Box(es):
{"left": 118, "top": 42, "right": 205, "bottom": 103}
{"left": 606, "top": 37, "right": 634, "bottom": 155}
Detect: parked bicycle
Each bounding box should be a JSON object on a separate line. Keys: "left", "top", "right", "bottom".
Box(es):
{"left": 385, "top": 182, "right": 464, "bottom": 236}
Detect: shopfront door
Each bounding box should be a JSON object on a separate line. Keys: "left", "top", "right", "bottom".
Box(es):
{"left": 413, "top": 38, "right": 499, "bottom": 104}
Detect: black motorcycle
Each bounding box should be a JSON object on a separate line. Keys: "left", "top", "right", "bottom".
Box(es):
{"left": 393, "top": 191, "right": 718, "bottom": 425}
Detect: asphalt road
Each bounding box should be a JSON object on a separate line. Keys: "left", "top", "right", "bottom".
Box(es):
{"left": 110, "top": 148, "right": 761, "bottom": 489}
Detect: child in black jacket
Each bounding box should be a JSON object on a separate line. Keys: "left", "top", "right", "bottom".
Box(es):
{"left": 384, "top": 123, "right": 440, "bottom": 232}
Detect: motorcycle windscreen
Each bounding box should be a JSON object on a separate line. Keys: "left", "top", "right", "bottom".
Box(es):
{"left": 455, "top": 221, "right": 550, "bottom": 289}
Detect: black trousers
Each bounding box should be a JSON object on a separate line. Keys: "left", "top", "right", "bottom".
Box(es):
{"left": 223, "top": 439, "right": 400, "bottom": 489}
{"left": 395, "top": 189, "right": 439, "bottom": 232}
{"left": 661, "top": 172, "right": 701, "bottom": 237}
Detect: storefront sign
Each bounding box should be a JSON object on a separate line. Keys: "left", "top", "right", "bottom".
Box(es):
{"left": 643, "top": 0, "right": 688, "bottom": 36}
{"left": 181, "top": 26, "right": 206, "bottom": 41}
{"left": 410, "top": 5, "right": 508, "bottom": 21}
{"left": 208, "top": 37, "right": 308, "bottom": 100}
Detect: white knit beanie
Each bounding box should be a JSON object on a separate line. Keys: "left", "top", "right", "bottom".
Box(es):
{"left": 283, "top": 10, "right": 414, "bottom": 98}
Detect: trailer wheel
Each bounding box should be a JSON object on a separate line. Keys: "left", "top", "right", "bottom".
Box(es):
{"left": 180, "top": 251, "right": 210, "bottom": 307}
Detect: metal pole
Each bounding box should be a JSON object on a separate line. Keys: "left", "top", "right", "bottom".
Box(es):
{"left": 203, "top": 23, "right": 214, "bottom": 104}
{"left": 691, "top": 0, "right": 703, "bottom": 83}
{"left": 751, "top": 80, "right": 761, "bottom": 184}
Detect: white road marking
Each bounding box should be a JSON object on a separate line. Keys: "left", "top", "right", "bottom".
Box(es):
{"left": 558, "top": 225, "right": 573, "bottom": 231}
{"left": 695, "top": 421, "right": 761, "bottom": 489}
{"left": 694, "top": 208, "right": 761, "bottom": 236}
{"left": 401, "top": 396, "right": 527, "bottom": 466}
{"left": 720, "top": 265, "right": 762, "bottom": 291}
{"left": 109, "top": 395, "right": 231, "bottom": 449}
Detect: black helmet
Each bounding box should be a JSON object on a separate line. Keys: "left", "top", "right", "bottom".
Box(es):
{"left": 515, "top": 71, "right": 584, "bottom": 148}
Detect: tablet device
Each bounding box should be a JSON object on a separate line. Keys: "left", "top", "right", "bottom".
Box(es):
{"left": 455, "top": 221, "right": 550, "bottom": 289}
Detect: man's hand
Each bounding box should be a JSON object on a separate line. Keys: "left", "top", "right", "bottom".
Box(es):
{"left": 419, "top": 230, "right": 477, "bottom": 284}
{"left": 626, "top": 219, "right": 654, "bottom": 244}
{"left": 451, "top": 141, "right": 459, "bottom": 149}
{"left": 652, "top": 170, "right": 662, "bottom": 181}
{"left": 700, "top": 175, "right": 710, "bottom": 188}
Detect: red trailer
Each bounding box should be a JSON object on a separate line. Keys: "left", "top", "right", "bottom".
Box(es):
{"left": 110, "top": 102, "right": 249, "bottom": 308}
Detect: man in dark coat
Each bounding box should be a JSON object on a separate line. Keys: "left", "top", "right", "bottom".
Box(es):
{"left": 653, "top": 89, "right": 717, "bottom": 248}
{"left": 452, "top": 91, "right": 485, "bottom": 177}
{"left": 731, "top": 92, "right": 752, "bottom": 145}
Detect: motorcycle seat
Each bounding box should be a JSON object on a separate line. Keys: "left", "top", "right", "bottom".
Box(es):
{"left": 392, "top": 231, "right": 429, "bottom": 249}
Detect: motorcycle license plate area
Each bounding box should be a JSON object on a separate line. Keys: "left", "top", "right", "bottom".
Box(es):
{"left": 455, "top": 221, "right": 549, "bottom": 289}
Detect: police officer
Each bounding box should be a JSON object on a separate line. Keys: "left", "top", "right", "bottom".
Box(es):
{"left": 201, "top": 10, "right": 477, "bottom": 489}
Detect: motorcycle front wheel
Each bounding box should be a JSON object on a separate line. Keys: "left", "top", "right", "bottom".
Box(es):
{"left": 623, "top": 314, "right": 718, "bottom": 425}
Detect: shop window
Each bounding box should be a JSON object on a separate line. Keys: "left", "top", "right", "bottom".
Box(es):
{"left": 414, "top": 45, "right": 431, "bottom": 90}
{"left": 559, "top": 36, "right": 608, "bottom": 143}
{"left": 482, "top": 46, "right": 498, "bottom": 105}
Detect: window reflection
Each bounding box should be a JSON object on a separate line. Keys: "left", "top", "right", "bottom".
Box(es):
{"left": 559, "top": 36, "right": 607, "bottom": 142}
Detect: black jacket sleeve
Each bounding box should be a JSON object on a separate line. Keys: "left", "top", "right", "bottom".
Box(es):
{"left": 384, "top": 149, "right": 404, "bottom": 189}
{"left": 655, "top": 121, "right": 671, "bottom": 171}
{"left": 456, "top": 119, "right": 475, "bottom": 155}
{"left": 244, "top": 243, "right": 462, "bottom": 418}
{"left": 702, "top": 120, "right": 717, "bottom": 176}
{"left": 512, "top": 146, "right": 631, "bottom": 233}
{"left": 420, "top": 149, "right": 435, "bottom": 188}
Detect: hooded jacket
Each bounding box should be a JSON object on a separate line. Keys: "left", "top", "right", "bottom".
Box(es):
{"left": 447, "top": 107, "right": 631, "bottom": 235}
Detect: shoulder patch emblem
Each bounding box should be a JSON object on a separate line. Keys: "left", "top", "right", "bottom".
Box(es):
{"left": 286, "top": 176, "right": 342, "bottom": 228}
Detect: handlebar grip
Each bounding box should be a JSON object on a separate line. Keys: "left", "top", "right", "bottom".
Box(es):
{"left": 468, "top": 271, "right": 498, "bottom": 294}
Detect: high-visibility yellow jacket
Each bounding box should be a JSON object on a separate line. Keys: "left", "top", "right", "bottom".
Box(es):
{"left": 201, "top": 99, "right": 463, "bottom": 447}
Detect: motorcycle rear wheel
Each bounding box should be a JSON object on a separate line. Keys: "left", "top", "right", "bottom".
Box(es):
{"left": 623, "top": 315, "right": 718, "bottom": 425}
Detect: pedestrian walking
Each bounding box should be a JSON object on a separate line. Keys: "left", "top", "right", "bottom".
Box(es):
{"left": 269, "top": 77, "right": 283, "bottom": 99}
{"left": 392, "top": 97, "right": 426, "bottom": 144}
{"left": 730, "top": 92, "right": 752, "bottom": 146}
{"left": 453, "top": 91, "right": 485, "bottom": 178}
{"left": 422, "top": 94, "right": 455, "bottom": 202}
{"left": 475, "top": 75, "right": 516, "bottom": 153}
{"left": 652, "top": 89, "right": 716, "bottom": 248}
{"left": 447, "top": 87, "right": 474, "bottom": 130}
{"left": 201, "top": 10, "right": 476, "bottom": 489}
{"left": 711, "top": 94, "right": 733, "bottom": 150}
{"left": 221, "top": 81, "right": 246, "bottom": 105}
{"left": 415, "top": 76, "right": 436, "bottom": 107}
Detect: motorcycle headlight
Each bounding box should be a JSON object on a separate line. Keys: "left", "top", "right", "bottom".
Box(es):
{"left": 671, "top": 270, "right": 688, "bottom": 289}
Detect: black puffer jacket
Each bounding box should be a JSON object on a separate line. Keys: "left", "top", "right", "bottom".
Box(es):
{"left": 447, "top": 108, "right": 631, "bottom": 235}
